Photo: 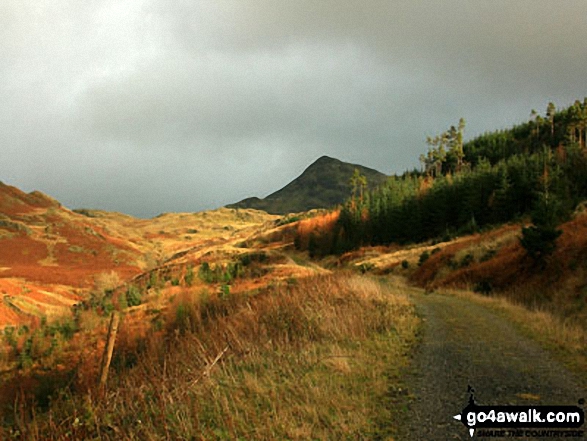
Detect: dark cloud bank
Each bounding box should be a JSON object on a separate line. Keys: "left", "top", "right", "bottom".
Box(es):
{"left": 1, "top": 0, "right": 586, "bottom": 217}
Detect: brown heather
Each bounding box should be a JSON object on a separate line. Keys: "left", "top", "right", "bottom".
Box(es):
{"left": 3, "top": 273, "right": 419, "bottom": 440}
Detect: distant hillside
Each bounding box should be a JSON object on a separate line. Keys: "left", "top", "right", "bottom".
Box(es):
{"left": 0, "top": 181, "right": 278, "bottom": 326}
{"left": 227, "top": 156, "right": 388, "bottom": 214}
{"left": 0, "top": 181, "right": 144, "bottom": 286}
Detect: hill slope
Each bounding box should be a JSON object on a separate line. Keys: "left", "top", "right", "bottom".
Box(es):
{"left": 0, "top": 181, "right": 278, "bottom": 326}
{"left": 227, "top": 156, "right": 388, "bottom": 214}
{"left": 0, "top": 182, "right": 143, "bottom": 325}
{"left": 0, "top": 181, "right": 144, "bottom": 286}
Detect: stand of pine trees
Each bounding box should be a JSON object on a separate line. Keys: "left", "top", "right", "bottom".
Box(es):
{"left": 300, "top": 100, "right": 587, "bottom": 256}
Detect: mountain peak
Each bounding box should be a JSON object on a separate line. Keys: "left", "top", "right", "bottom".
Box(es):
{"left": 313, "top": 155, "right": 337, "bottom": 163}
{"left": 305, "top": 155, "right": 343, "bottom": 170}
{"left": 227, "top": 156, "right": 388, "bottom": 215}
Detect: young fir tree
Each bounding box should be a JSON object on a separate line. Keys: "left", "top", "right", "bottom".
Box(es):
{"left": 519, "top": 154, "right": 563, "bottom": 265}
{"left": 519, "top": 194, "right": 562, "bottom": 264}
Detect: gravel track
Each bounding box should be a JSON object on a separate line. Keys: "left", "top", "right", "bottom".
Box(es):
{"left": 396, "top": 292, "right": 586, "bottom": 441}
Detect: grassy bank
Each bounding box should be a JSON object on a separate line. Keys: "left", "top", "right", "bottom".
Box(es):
{"left": 432, "top": 287, "right": 587, "bottom": 383}
{"left": 4, "top": 273, "right": 419, "bottom": 440}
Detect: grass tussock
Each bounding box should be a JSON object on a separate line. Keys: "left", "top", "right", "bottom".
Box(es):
{"left": 439, "top": 287, "right": 587, "bottom": 379}
{"left": 3, "top": 273, "right": 419, "bottom": 440}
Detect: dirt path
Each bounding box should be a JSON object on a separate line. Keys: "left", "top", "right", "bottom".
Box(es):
{"left": 396, "top": 291, "right": 586, "bottom": 440}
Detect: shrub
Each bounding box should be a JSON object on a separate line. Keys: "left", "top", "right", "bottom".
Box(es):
{"left": 175, "top": 304, "right": 193, "bottom": 335}
{"left": 117, "top": 292, "right": 128, "bottom": 310}
{"left": 276, "top": 215, "right": 301, "bottom": 226}
{"left": 480, "top": 249, "right": 497, "bottom": 262}
{"left": 401, "top": 260, "right": 409, "bottom": 269}
{"left": 418, "top": 251, "right": 430, "bottom": 266}
{"left": 184, "top": 265, "right": 195, "bottom": 286}
{"left": 147, "top": 271, "right": 159, "bottom": 290}
{"left": 441, "top": 231, "right": 454, "bottom": 243}
{"left": 459, "top": 253, "right": 474, "bottom": 268}
{"left": 226, "top": 262, "right": 242, "bottom": 280}
{"left": 358, "top": 263, "right": 375, "bottom": 274}
{"left": 102, "top": 300, "right": 114, "bottom": 315}
{"left": 199, "top": 261, "right": 243, "bottom": 284}
{"left": 49, "top": 319, "right": 76, "bottom": 340}
{"left": 18, "top": 341, "right": 33, "bottom": 369}
{"left": 219, "top": 284, "right": 230, "bottom": 300}
{"left": 126, "top": 285, "right": 142, "bottom": 307}
{"left": 474, "top": 280, "right": 493, "bottom": 295}
{"left": 520, "top": 224, "right": 561, "bottom": 263}
{"left": 198, "top": 262, "right": 214, "bottom": 283}
{"left": 239, "top": 252, "right": 268, "bottom": 266}
{"left": 457, "top": 216, "right": 478, "bottom": 235}
{"left": 3, "top": 327, "right": 16, "bottom": 348}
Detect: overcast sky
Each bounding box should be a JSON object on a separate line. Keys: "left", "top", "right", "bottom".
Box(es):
{"left": 2, "top": 1, "right": 586, "bottom": 217}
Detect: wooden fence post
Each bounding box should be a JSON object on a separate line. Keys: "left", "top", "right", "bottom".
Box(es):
{"left": 98, "top": 312, "right": 120, "bottom": 391}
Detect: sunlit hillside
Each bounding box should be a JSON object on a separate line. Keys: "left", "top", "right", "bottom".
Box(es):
{"left": 0, "top": 181, "right": 278, "bottom": 327}
{"left": 0, "top": 182, "right": 422, "bottom": 439}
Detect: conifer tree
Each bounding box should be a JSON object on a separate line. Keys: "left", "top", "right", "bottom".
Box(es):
{"left": 530, "top": 109, "right": 543, "bottom": 143}
{"left": 519, "top": 152, "right": 562, "bottom": 265}
{"left": 546, "top": 102, "right": 556, "bottom": 142}
{"left": 349, "top": 169, "right": 368, "bottom": 200}
{"left": 519, "top": 195, "right": 562, "bottom": 264}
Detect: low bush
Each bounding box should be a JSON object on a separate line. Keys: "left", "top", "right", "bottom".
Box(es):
{"left": 418, "top": 251, "right": 430, "bottom": 266}
{"left": 126, "top": 285, "right": 142, "bottom": 307}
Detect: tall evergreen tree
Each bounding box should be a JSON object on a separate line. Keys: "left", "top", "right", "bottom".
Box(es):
{"left": 520, "top": 152, "right": 563, "bottom": 265}
{"left": 546, "top": 102, "right": 556, "bottom": 142}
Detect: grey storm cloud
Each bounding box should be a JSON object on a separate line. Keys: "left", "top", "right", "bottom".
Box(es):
{"left": 1, "top": 0, "right": 587, "bottom": 217}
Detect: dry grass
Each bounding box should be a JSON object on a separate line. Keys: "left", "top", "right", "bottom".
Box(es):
{"left": 83, "top": 207, "right": 278, "bottom": 263}
{"left": 294, "top": 211, "right": 339, "bottom": 252}
{"left": 403, "top": 215, "right": 587, "bottom": 333}
{"left": 437, "top": 287, "right": 587, "bottom": 378}
{"left": 3, "top": 273, "right": 419, "bottom": 440}
{"left": 0, "top": 201, "right": 278, "bottom": 327}
{"left": 346, "top": 240, "right": 467, "bottom": 274}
